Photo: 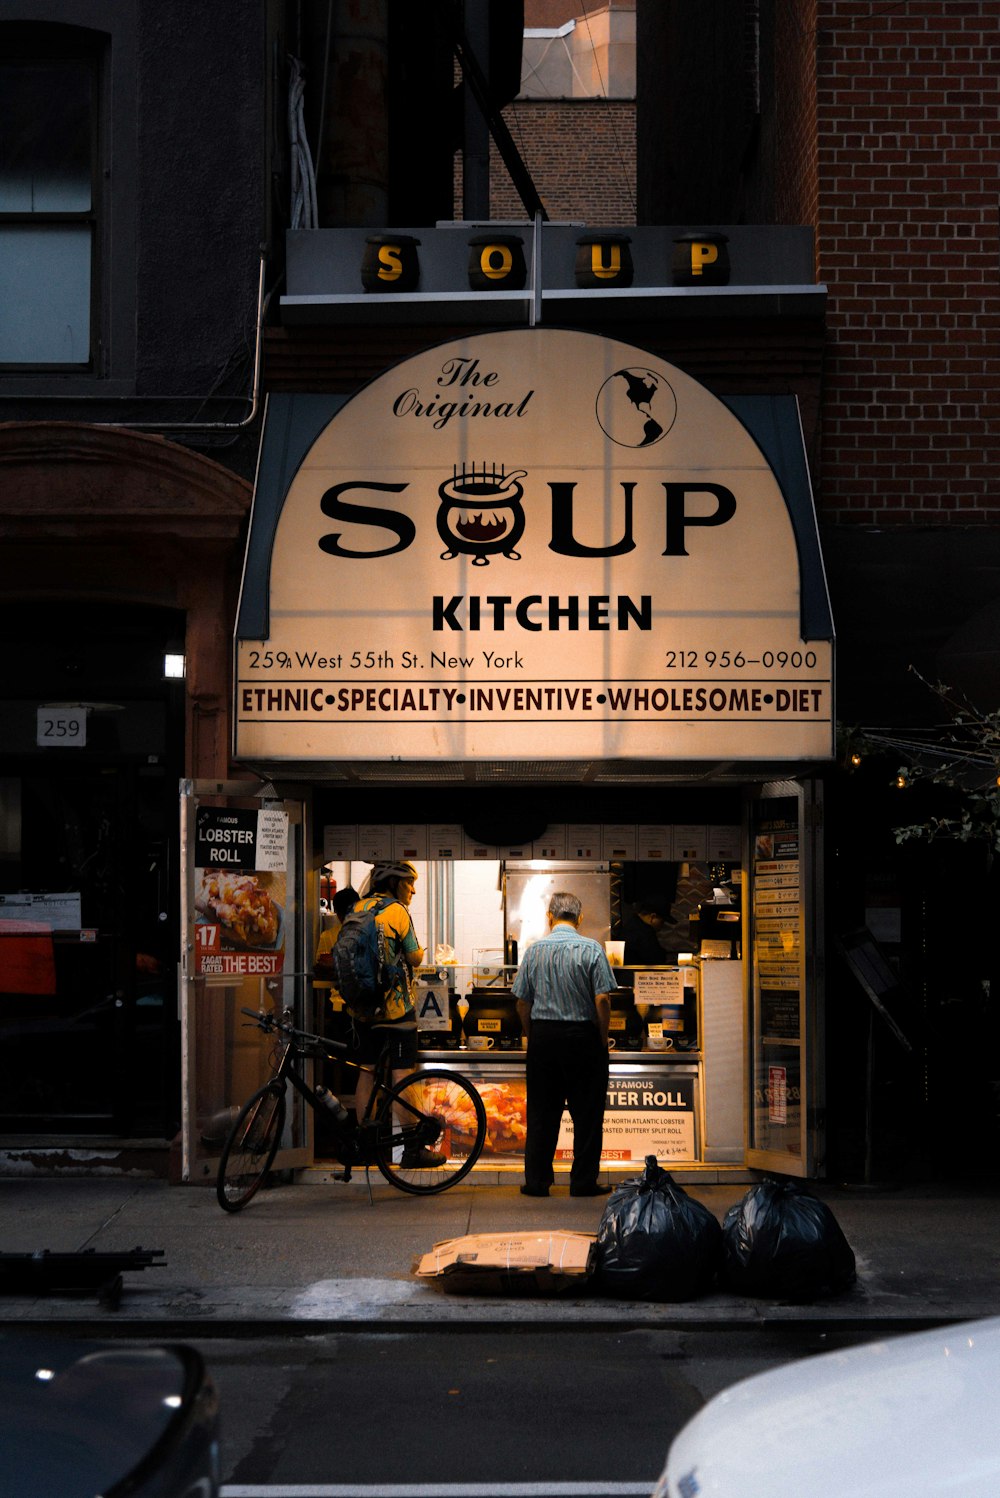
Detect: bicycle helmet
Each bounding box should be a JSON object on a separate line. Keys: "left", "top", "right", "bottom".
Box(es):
{"left": 364, "top": 860, "right": 418, "bottom": 895}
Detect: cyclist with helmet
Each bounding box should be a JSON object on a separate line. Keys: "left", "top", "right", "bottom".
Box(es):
{"left": 347, "top": 860, "right": 446, "bottom": 1168}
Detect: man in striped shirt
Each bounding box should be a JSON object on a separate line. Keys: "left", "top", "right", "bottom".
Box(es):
{"left": 512, "top": 891, "right": 616, "bottom": 1197}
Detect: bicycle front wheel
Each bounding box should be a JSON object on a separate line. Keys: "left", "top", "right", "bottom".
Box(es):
{"left": 373, "top": 1067, "right": 486, "bottom": 1195}
{"left": 216, "top": 1082, "right": 286, "bottom": 1212}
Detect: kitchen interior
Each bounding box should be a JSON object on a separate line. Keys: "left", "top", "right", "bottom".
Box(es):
{"left": 315, "top": 841, "right": 745, "bottom": 1173}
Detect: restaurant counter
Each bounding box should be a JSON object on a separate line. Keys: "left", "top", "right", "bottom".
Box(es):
{"left": 314, "top": 962, "right": 742, "bottom": 1167}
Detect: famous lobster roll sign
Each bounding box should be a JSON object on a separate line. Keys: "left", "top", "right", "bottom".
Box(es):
{"left": 235, "top": 328, "right": 833, "bottom": 765}
{"left": 193, "top": 807, "right": 289, "bottom": 976}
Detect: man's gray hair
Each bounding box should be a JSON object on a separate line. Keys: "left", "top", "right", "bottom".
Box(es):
{"left": 548, "top": 891, "right": 582, "bottom": 924}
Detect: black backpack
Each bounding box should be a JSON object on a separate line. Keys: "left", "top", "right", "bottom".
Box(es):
{"left": 332, "top": 895, "right": 406, "bottom": 1019}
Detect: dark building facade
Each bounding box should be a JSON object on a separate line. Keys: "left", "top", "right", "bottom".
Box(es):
{"left": 0, "top": 2, "right": 268, "bottom": 1162}
{"left": 638, "top": 0, "right": 1000, "bottom": 1178}
{"left": 0, "top": 0, "right": 526, "bottom": 1170}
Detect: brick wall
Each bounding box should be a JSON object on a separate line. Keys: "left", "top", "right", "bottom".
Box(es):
{"left": 772, "top": 0, "right": 819, "bottom": 231}
{"left": 455, "top": 100, "right": 636, "bottom": 225}
{"left": 814, "top": 0, "right": 1000, "bottom": 524}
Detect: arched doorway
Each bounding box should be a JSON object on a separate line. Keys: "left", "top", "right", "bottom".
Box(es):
{"left": 0, "top": 423, "right": 252, "bottom": 1146}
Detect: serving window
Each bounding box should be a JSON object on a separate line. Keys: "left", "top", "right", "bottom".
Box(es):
{"left": 312, "top": 837, "right": 744, "bottom": 1172}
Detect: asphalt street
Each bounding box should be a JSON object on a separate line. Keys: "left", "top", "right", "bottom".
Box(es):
{"left": 4, "top": 1323, "right": 888, "bottom": 1496}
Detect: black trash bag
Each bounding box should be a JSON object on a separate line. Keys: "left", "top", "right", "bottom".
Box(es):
{"left": 721, "top": 1179, "right": 857, "bottom": 1301}
{"left": 595, "top": 1155, "right": 724, "bottom": 1301}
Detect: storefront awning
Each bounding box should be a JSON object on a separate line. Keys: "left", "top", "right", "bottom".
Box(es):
{"left": 235, "top": 327, "right": 834, "bottom": 780}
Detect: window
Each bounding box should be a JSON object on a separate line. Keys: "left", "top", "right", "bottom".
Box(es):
{"left": 0, "top": 41, "right": 98, "bottom": 367}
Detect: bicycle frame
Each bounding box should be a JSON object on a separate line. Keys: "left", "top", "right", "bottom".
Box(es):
{"left": 241, "top": 1008, "right": 428, "bottom": 1172}
{"left": 254, "top": 1009, "right": 388, "bottom": 1109}
{"left": 217, "top": 1006, "right": 488, "bottom": 1208}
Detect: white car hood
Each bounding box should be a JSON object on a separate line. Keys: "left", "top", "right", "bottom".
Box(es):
{"left": 658, "top": 1316, "right": 1000, "bottom": 1498}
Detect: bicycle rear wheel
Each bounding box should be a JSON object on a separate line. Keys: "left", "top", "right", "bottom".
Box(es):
{"left": 216, "top": 1082, "right": 286, "bottom": 1212}
{"left": 372, "top": 1067, "right": 486, "bottom": 1195}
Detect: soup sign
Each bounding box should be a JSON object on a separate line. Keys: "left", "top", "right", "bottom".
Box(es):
{"left": 235, "top": 328, "right": 833, "bottom": 764}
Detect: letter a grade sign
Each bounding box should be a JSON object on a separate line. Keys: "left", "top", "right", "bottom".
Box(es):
{"left": 235, "top": 328, "right": 833, "bottom": 765}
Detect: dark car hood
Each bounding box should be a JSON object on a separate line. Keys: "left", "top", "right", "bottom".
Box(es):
{"left": 0, "top": 1333, "right": 213, "bottom": 1498}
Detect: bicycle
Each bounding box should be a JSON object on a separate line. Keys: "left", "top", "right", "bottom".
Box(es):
{"left": 216, "top": 1006, "right": 487, "bottom": 1211}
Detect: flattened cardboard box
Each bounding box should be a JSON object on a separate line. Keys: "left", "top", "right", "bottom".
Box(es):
{"left": 414, "top": 1230, "right": 596, "bottom": 1296}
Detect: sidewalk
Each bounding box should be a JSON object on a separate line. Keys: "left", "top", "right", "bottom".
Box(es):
{"left": 2, "top": 1170, "right": 999, "bottom": 1332}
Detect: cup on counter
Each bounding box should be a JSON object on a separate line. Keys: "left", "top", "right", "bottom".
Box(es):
{"left": 604, "top": 941, "right": 625, "bottom": 966}
{"left": 646, "top": 1021, "right": 673, "bottom": 1051}
{"left": 468, "top": 1035, "right": 495, "bottom": 1050}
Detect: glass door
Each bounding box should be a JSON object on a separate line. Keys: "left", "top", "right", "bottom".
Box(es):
{"left": 179, "top": 780, "right": 308, "bottom": 1184}
{"left": 745, "top": 778, "right": 825, "bottom": 1176}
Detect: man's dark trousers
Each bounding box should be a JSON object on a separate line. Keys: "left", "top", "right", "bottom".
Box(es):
{"left": 524, "top": 1019, "right": 609, "bottom": 1191}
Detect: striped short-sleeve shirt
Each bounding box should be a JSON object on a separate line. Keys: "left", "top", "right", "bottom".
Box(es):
{"left": 511, "top": 923, "right": 615, "bottom": 1023}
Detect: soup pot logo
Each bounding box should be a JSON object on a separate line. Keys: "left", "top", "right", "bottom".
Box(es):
{"left": 436, "top": 464, "right": 527, "bottom": 566}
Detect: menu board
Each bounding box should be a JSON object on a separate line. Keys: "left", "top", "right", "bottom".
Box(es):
{"left": 393, "top": 824, "right": 429, "bottom": 859}
{"left": 750, "top": 795, "right": 802, "bottom": 1152}
{"left": 317, "top": 822, "right": 744, "bottom": 865}
{"left": 602, "top": 824, "right": 637, "bottom": 860}
{"left": 566, "top": 825, "right": 602, "bottom": 860}
{"left": 633, "top": 969, "right": 684, "bottom": 1004}
{"left": 535, "top": 826, "right": 567, "bottom": 860}
{"left": 672, "top": 825, "right": 707, "bottom": 860}
{"left": 462, "top": 837, "right": 498, "bottom": 860}
{"left": 708, "top": 825, "right": 741, "bottom": 861}
{"left": 636, "top": 825, "right": 672, "bottom": 860}
{"left": 323, "top": 825, "right": 358, "bottom": 861}
{"left": 427, "top": 823, "right": 463, "bottom": 859}
{"left": 357, "top": 824, "right": 392, "bottom": 861}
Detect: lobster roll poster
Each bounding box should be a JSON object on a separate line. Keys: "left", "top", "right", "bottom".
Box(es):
{"left": 194, "top": 807, "right": 289, "bottom": 976}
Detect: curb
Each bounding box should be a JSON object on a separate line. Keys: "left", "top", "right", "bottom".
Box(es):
{"left": 1, "top": 1278, "right": 992, "bottom": 1337}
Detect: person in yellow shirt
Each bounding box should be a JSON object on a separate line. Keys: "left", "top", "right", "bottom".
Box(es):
{"left": 334, "top": 863, "right": 445, "bottom": 1169}
{"left": 314, "top": 885, "right": 360, "bottom": 983}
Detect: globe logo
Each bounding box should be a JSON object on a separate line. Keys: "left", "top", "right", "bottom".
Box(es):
{"left": 596, "top": 367, "right": 677, "bottom": 448}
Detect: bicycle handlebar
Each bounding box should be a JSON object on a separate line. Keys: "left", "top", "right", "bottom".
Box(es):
{"left": 238, "top": 1006, "right": 346, "bottom": 1054}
